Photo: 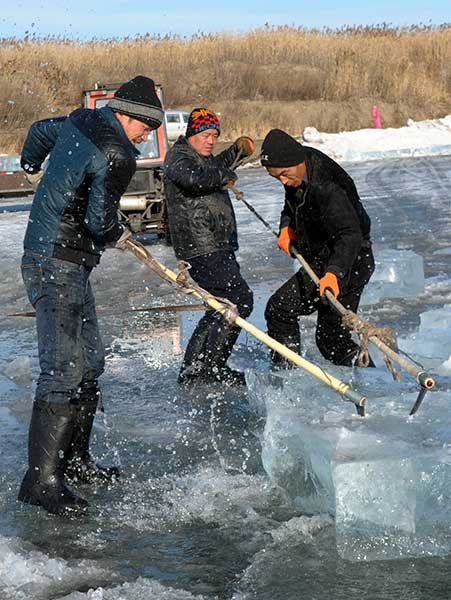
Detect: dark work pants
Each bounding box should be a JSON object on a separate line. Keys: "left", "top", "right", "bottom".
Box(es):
{"left": 265, "top": 247, "right": 375, "bottom": 365}
{"left": 183, "top": 250, "right": 253, "bottom": 370}
{"left": 21, "top": 251, "right": 105, "bottom": 404}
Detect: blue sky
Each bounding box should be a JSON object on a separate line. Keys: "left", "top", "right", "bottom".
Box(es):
{"left": 1, "top": 0, "right": 450, "bottom": 39}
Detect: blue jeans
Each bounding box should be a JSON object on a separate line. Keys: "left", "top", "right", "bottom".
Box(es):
{"left": 21, "top": 251, "right": 105, "bottom": 405}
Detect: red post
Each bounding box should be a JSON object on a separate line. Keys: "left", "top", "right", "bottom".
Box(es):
{"left": 372, "top": 105, "right": 382, "bottom": 129}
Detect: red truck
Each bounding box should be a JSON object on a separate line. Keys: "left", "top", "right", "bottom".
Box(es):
{"left": 82, "top": 81, "right": 170, "bottom": 236}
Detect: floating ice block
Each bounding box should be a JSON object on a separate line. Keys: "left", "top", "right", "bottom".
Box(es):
{"left": 399, "top": 304, "right": 451, "bottom": 367}
{"left": 248, "top": 369, "right": 451, "bottom": 561}
{"left": 360, "top": 249, "right": 425, "bottom": 305}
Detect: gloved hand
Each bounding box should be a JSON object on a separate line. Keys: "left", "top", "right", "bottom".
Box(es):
{"left": 277, "top": 226, "right": 298, "bottom": 256}
{"left": 25, "top": 170, "right": 43, "bottom": 191}
{"left": 319, "top": 272, "right": 340, "bottom": 300}
{"left": 235, "top": 136, "right": 255, "bottom": 158}
{"left": 224, "top": 179, "right": 237, "bottom": 189}
{"left": 112, "top": 228, "right": 132, "bottom": 250}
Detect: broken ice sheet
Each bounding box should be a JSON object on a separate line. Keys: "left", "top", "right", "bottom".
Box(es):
{"left": 360, "top": 248, "right": 425, "bottom": 306}
{"left": 247, "top": 367, "right": 451, "bottom": 561}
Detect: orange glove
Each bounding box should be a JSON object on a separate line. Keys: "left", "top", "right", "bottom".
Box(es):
{"left": 235, "top": 136, "right": 255, "bottom": 157}
{"left": 277, "top": 226, "right": 298, "bottom": 256}
{"left": 224, "top": 179, "right": 236, "bottom": 188}
{"left": 319, "top": 272, "right": 340, "bottom": 299}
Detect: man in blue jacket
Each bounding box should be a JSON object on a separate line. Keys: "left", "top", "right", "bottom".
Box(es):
{"left": 18, "top": 75, "right": 164, "bottom": 517}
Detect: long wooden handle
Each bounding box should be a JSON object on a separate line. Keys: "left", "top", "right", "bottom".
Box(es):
{"left": 125, "top": 239, "right": 367, "bottom": 411}
{"left": 291, "top": 246, "right": 434, "bottom": 391}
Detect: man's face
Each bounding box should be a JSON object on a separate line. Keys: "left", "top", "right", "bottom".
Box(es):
{"left": 117, "top": 115, "right": 154, "bottom": 145}
{"left": 188, "top": 128, "right": 219, "bottom": 157}
{"left": 266, "top": 163, "right": 307, "bottom": 187}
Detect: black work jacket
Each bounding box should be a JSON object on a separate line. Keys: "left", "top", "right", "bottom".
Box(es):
{"left": 164, "top": 137, "right": 241, "bottom": 260}
{"left": 280, "top": 146, "right": 372, "bottom": 283}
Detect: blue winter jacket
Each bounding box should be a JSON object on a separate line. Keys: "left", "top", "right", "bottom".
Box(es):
{"left": 21, "top": 106, "right": 139, "bottom": 266}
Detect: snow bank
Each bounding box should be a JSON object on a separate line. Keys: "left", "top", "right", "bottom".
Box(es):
{"left": 302, "top": 115, "right": 451, "bottom": 163}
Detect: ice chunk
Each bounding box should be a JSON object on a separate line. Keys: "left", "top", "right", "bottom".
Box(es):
{"left": 360, "top": 249, "right": 425, "bottom": 305}
{"left": 247, "top": 368, "right": 451, "bottom": 561}
{"left": 399, "top": 304, "right": 451, "bottom": 368}
{"left": 0, "top": 535, "right": 108, "bottom": 600}
{"left": 1, "top": 355, "right": 32, "bottom": 387}
{"left": 59, "top": 577, "right": 211, "bottom": 599}
{"left": 399, "top": 329, "right": 451, "bottom": 363}
{"left": 419, "top": 304, "right": 451, "bottom": 330}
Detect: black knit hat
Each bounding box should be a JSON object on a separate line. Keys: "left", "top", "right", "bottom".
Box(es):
{"left": 185, "top": 108, "right": 221, "bottom": 138}
{"left": 108, "top": 75, "right": 164, "bottom": 129}
{"left": 260, "top": 129, "right": 306, "bottom": 167}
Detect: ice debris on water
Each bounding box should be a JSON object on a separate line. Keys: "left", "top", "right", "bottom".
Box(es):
{"left": 59, "top": 577, "right": 211, "bottom": 599}
{"left": 247, "top": 367, "right": 451, "bottom": 561}
{"left": 0, "top": 535, "right": 108, "bottom": 600}
{"left": 2, "top": 355, "right": 32, "bottom": 387}
{"left": 400, "top": 303, "right": 451, "bottom": 370}
{"left": 360, "top": 249, "right": 425, "bottom": 305}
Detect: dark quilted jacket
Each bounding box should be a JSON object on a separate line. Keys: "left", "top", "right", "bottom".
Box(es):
{"left": 163, "top": 137, "right": 241, "bottom": 259}
{"left": 21, "top": 106, "right": 138, "bottom": 266}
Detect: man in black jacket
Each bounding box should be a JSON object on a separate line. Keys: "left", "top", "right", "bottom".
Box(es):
{"left": 18, "top": 76, "right": 164, "bottom": 516}
{"left": 164, "top": 108, "right": 254, "bottom": 386}
{"left": 261, "top": 128, "right": 375, "bottom": 368}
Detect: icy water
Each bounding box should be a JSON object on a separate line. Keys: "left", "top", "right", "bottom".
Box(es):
{"left": 1, "top": 156, "right": 451, "bottom": 599}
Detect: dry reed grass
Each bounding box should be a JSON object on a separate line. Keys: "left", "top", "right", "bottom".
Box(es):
{"left": 1, "top": 25, "right": 450, "bottom": 152}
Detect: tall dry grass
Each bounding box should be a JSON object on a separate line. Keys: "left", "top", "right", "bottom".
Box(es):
{"left": 1, "top": 25, "right": 450, "bottom": 152}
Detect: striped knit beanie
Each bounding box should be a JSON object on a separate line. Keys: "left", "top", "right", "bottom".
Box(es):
{"left": 185, "top": 108, "right": 220, "bottom": 138}
{"left": 108, "top": 75, "right": 164, "bottom": 129}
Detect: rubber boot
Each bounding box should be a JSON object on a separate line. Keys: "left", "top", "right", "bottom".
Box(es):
{"left": 268, "top": 333, "right": 301, "bottom": 370}
{"left": 65, "top": 382, "right": 119, "bottom": 484}
{"left": 202, "top": 320, "right": 246, "bottom": 386}
{"left": 178, "top": 316, "right": 211, "bottom": 385}
{"left": 18, "top": 400, "right": 89, "bottom": 517}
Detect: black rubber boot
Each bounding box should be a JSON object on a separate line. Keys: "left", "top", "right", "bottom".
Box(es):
{"left": 65, "top": 382, "right": 119, "bottom": 484}
{"left": 18, "top": 401, "right": 89, "bottom": 517}
{"left": 178, "top": 316, "right": 211, "bottom": 385}
{"left": 202, "top": 320, "right": 246, "bottom": 386}
{"left": 268, "top": 332, "right": 301, "bottom": 370}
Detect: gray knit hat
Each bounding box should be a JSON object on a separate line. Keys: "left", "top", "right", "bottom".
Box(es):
{"left": 108, "top": 75, "right": 164, "bottom": 128}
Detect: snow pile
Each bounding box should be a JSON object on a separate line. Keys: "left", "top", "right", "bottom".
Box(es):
{"left": 303, "top": 114, "right": 451, "bottom": 162}
{"left": 247, "top": 368, "right": 451, "bottom": 561}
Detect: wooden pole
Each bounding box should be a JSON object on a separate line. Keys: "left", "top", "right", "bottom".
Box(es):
{"left": 231, "top": 190, "right": 434, "bottom": 392}
{"left": 290, "top": 246, "right": 435, "bottom": 391}
{"left": 125, "top": 239, "right": 367, "bottom": 413}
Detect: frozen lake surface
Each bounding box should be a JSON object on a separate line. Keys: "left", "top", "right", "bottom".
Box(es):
{"left": 1, "top": 155, "right": 451, "bottom": 598}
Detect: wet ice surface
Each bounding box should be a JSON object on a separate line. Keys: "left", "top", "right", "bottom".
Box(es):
{"left": 1, "top": 156, "right": 451, "bottom": 598}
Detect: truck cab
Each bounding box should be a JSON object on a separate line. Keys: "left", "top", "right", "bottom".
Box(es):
{"left": 82, "top": 82, "right": 169, "bottom": 236}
